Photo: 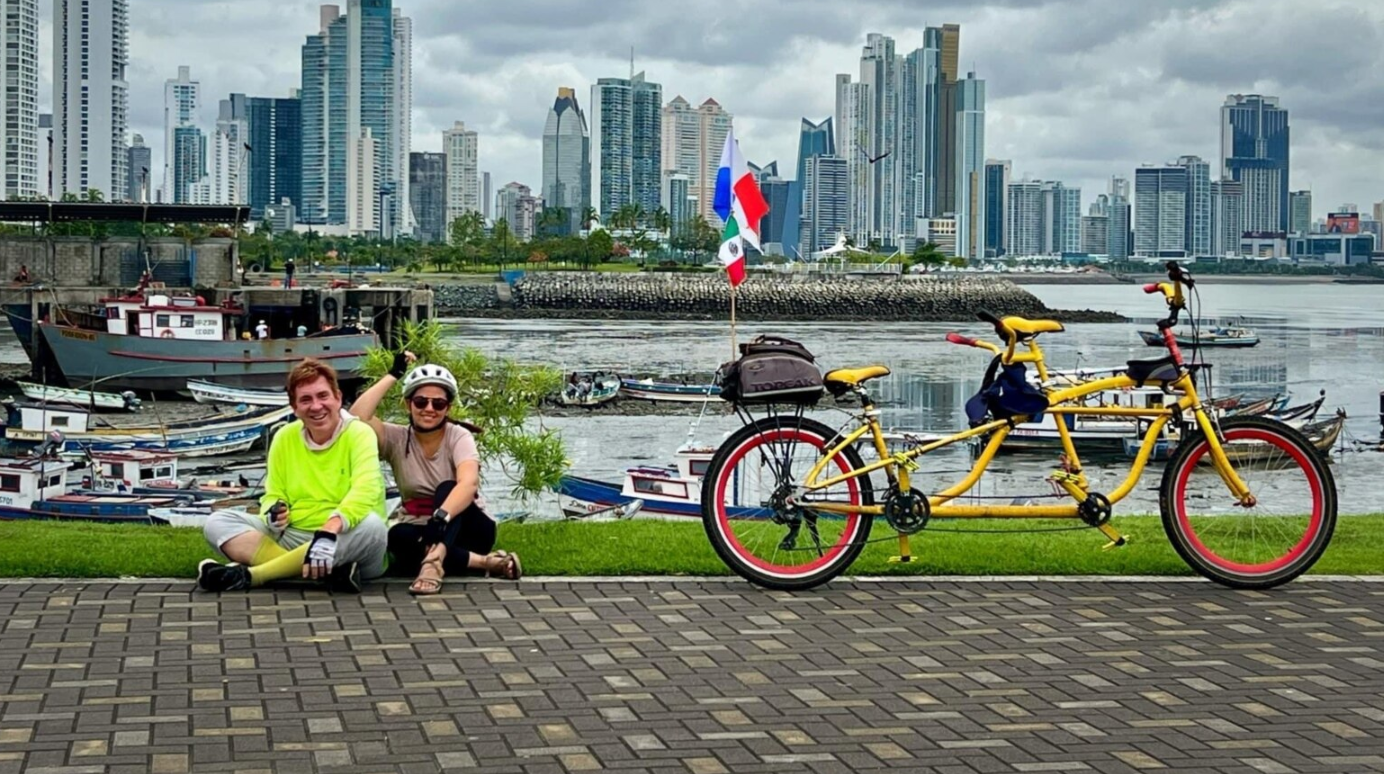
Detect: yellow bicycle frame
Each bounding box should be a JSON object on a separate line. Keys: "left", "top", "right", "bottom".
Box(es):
{"left": 799, "top": 335, "right": 1255, "bottom": 549}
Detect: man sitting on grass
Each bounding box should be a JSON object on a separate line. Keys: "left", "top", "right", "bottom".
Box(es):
{"left": 197, "top": 358, "right": 387, "bottom": 593}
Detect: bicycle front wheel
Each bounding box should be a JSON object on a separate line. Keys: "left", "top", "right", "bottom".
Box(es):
{"left": 1160, "top": 415, "right": 1337, "bottom": 589}
{"left": 701, "top": 416, "right": 874, "bottom": 591}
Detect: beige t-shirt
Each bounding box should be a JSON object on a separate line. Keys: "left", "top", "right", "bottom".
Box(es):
{"left": 377, "top": 422, "right": 487, "bottom": 524}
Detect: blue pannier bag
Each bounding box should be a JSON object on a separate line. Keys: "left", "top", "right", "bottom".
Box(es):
{"left": 964, "top": 356, "right": 1050, "bottom": 427}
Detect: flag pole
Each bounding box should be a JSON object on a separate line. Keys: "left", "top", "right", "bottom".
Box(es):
{"left": 730, "top": 283, "right": 738, "bottom": 359}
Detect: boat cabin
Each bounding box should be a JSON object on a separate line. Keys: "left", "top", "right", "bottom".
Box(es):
{"left": 101, "top": 294, "right": 228, "bottom": 341}
{"left": 0, "top": 457, "right": 71, "bottom": 511}
{"left": 83, "top": 450, "right": 179, "bottom": 492}
{"left": 619, "top": 447, "right": 715, "bottom": 505}
{"left": 3, "top": 403, "right": 91, "bottom": 435}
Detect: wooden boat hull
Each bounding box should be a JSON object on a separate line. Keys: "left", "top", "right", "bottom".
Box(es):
{"left": 1138, "top": 330, "right": 1259, "bottom": 348}
{"left": 17, "top": 382, "right": 134, "bottom": 411}
{"left": 619, "top": 379, "right": 722, "bottom": 403}
{"left": 188, "top": 379, "right": 290, "bottom": 407}
{"left": 5, "top": 406, "right": 292, "bottom": 458}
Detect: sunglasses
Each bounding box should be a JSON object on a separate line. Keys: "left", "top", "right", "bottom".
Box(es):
{"left": 409, "top": 396, "right": 451, "bottom": 411}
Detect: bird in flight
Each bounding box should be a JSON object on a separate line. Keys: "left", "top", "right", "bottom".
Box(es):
{"left": 859, "top": 148, "right": 891, "bottom": 164}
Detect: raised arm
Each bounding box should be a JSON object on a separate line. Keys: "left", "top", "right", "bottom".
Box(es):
{"left": 349, "top": 350, "right": 414, "bottom": 443}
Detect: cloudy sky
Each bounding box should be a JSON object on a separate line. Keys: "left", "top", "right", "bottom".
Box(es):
{"left": 35, "top": 0, "right": 1384, "bottom": 217}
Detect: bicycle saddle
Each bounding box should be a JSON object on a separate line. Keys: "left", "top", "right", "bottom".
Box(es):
{"left": 824, "top": 365, "right": 891, "bottom": 387}
{"left": 978, "top": 310, "right": 1064, "bottom": 339}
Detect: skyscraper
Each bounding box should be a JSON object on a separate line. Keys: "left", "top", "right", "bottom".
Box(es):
{"left": 1211, "top": 179, "right": 1243, "bottom": 256}
{"left": 1005, "top": 180, "right": 1042, "bottom": 256}
{"left": 661, "top": 96, "right": 730, "bottom": 226}
{"left": 1040, "top": 182, "right": 1081, "bottom": 255}
{"left": 300, "top": 1, "right": 407, "bottom": 232}
{"left": 954, "top": 73, "right": 985, "bottom": 260}
{"left": 408, "top": 152, "right": 447, "bottom": 243}
{"left": 835, "top": 73, "right": 871, "bottom": 245}
{"left": 211, "top": 94, "right": 249, "bottom": 205}
{"left": 443, "top": 121, "right": 479, "bottom": 237}
{"left": 392, "top": 7, "right": 412, "bottom": 234}
{"left": 481, "top": 171, "right": 492, "bottom": 222}
{"left": 1178, "top": 155, "right": 1212, "bottom": 256}
{"left": 983, "top": 160, "right": 1010, "bottom": 257}
{"left": 899, "top": 30, "right": 941, "bottom": 232}
{"left": 590, "top": 72, "right": 662, "bottom": 217}
{"left": 496, "top": 182, "right": 540, "bottom": 240}
{"left": 126, "top": 134, "right": 150, "bottom": 203}
{"left": 53, "top": 0, "right": 128, "bottom": 200}
{"left": 171, "top": 127, "right": 206, "bottom": 205}
{"left": 1107, "top": 195, "right": 1131, "bottom": 260}
{"left": 242, "top": 95, "right": 302, "bottom": 219}
{"left": 803, "top": 155, "right": 848, "bottom": 254}
{"left": 1135, "top": 164, "right": 1188, "bottom": 257}
{"left": 795, "top": 118, "right": 835, "bottom": 189}
{"left": 1289, "top": 190, "right": 1312, "bottom": 234}
{"left": 934, "top": 23, "right": 961, "bottom": 218}
{"left": 542, "top": 87, "right": 590, "bottom": 234}
{"left": 1221, "top": 94, "right": 1289, "bottom": 232}
{"left": 164, "top": 66, "right": 200, "bottom": 203}
{"left": 859, "top": 33, "right": 898, "bottom": 246}
{"left": 1081, "top": 214, "right": 1109, "bottom": 255}
{"left": 1, "top": 0, "right": 39, "bottom": 199}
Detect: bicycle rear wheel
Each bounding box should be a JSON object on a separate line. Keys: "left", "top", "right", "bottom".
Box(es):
{"left": 701, "top": 416, "right": 874, "bottom": 591}
{"left": 1159, "top": 415, "right": 1336, "bottom": 588}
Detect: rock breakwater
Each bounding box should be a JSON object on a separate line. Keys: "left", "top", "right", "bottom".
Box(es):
{"left": 434, "top": 273, "right": 1123, "bottom": 322}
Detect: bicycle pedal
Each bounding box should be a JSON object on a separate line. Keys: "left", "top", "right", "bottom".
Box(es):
{"left": 888, "top": 555, "right": 915, "bottom": 564}
{"left": 1101, "top": 536, "right": 1129, "bottom": 550}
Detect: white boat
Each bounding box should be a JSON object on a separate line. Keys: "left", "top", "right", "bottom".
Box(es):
{"left": 16, "top": 382, "right": 140, "bottom": 411}
{"left": 4, "top": 403, "right": 293, "bottom": 458}
{"left": 149, "top": 495, "right": 403, "bottom": 529}
{"left": 619, "top": 378, "right": 722, "bottom": 403}
{"left": 556, "top": 446, "right": 717, "bottom": 519}
{"left": 188, "top": 379, "right": 289, "bottom": 407}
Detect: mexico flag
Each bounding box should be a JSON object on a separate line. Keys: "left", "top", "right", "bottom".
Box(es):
{"left": 712, "top": 129, "right": 769, "bottom": 288}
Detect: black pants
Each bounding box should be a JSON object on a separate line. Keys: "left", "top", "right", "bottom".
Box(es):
{"left": 387, "top": 481, "right": 497, "bottom": 577}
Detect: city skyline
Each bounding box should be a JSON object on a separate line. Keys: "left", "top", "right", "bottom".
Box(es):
{"left": 16, "top": 0, "right": 1384, "bottom": 221}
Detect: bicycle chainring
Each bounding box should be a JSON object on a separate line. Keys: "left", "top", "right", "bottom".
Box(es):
{"left": 1077, "top": 492, "right": 1113, "bottom": 527}
{"left": 883, "top": 487, "right": 931, "bottom": 535}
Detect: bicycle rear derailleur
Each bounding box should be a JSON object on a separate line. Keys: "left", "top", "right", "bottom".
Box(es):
{"left": 883, "top": 486, "right": 931, "bottom": 535}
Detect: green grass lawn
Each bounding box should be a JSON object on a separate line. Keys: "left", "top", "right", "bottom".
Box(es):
{"left": 3, "top": 515, "right": 1384, "bottom": 579}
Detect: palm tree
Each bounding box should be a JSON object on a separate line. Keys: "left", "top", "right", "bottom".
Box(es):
{"left": 630, "top": 203, "right": 648, "bottom": 231}
{"left": 653, "top": 206, "right": 671, "bottom": 235}
{"left": 537, "top": 208, "right": 567, "bottom": 240}
{"left": 581, "top": 206, "right": 599, "bottom": 232}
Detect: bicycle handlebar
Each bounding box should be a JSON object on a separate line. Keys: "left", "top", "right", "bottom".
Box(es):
{"left": 946, "top": 331, "right": 1002, "bottom": 355}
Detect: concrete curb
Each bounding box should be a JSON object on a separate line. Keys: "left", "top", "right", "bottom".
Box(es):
{"left": 3, "top": 575, "right": 1384, "bottom": 585}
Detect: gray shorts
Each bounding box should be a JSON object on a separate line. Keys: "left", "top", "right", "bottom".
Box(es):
{"left": 203, "top": 509, "right": 389, "bottom": 580}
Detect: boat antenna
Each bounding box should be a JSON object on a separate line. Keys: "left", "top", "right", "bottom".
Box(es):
{"left": 680, "top": 370, "right": 718, "bottom": 452}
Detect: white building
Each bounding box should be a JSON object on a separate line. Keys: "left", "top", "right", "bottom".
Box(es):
{"left": 835, "top": 74, "right": 872, "bottom": 246}
{"left": 443, "top": 121, "right": 479, "bottom": 239}
{"left": 1, "top": 0, "right": 39, "bottom": 198}
{"left": 164, "top": 66, "right": 199, "bottom": 203}
{"left": 496, "top": 182, "right": 542, "bottom": 241}
{"left": 349, "top": 128, "right": 377, "bottom": 235}
{"left": 53, "top": 0, "right": 129, "bottom": 200}
{"left": 1005, "top": 180, "right": 1042, "bottom": 256}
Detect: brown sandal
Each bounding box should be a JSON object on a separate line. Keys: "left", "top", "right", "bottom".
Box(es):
{"left": 486, "top": 550, "right": 522, "bottom": 581}
{"left": 409, "top": 556, "right": 444, "bottom": 596}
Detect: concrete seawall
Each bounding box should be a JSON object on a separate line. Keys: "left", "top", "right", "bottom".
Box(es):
{"left": 433, "top": 273, "right": 1124, "bottom": 322}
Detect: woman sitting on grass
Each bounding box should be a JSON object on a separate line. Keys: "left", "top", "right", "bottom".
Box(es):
{"left": 350, "top": 352, "right": 521, "bottom": 594}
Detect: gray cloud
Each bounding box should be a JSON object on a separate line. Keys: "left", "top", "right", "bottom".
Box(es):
{"left": 32, "top": 0, "right": 1384, "bottom": 218}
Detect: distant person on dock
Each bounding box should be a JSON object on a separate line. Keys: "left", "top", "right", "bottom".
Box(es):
{"left": 197, "top": 359, "right": 388, "bottom": 593}
{"left": 255, "top": 320, "right": 269, "bottom": 340}
{"left": 284, "top": 258, "right": 296, "bottom": 288}
{"left": 13, "top": 265, "right": 30, "bottom": 285}
{"left": 297, "top": 323, "right": 308, "bottom": 338}
{"left": 350, "top": 353, "right": 520, "bottom": 595}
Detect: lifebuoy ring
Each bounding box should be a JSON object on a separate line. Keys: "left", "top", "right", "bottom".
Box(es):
{"left": 160, "top": 330, "right": 175, "bottom": 339}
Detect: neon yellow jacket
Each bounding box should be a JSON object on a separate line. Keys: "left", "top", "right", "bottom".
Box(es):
{"left": 260, "top": 413, "right": 384, "bottom": 532}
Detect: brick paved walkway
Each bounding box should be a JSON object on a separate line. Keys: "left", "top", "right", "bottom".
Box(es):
{"left": 3, "top": 579, "right": 1384, "bottom": 773}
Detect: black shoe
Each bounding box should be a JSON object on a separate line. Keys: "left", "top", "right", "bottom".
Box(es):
{"left": 198, "top": 559, "right": 251, "bottom": 592}
{"left": 325, "top": 562, "right": 362, "bottom": 594}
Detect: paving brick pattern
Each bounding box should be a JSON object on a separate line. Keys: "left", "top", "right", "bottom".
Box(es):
{"left": 4, "top": 580, "right": 1384, "bottom": 773}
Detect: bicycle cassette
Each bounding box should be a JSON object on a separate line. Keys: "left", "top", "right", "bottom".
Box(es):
{"left": 883, "top": 487, "right": 931, "bottom": 535}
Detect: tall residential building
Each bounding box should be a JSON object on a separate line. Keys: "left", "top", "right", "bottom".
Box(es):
{"left": 795, "top": 118, "right": 835, "bottom": 189}
{"left": 171, "top": 126, "right": 206, "bottom": 205}
{"left": 408, "top": 152, "right": 447, "bottom": 243}
{"left": 1108, "top": 196, "right": 1131, "bottom": 260}
{"left": 835, "top": 74, "right": 872, "bottom": 245}
{"left": 1110, "top": 176, "right": 1130, "bottom": 202}
{"left": 1081, "top": 215, "right": 1109, "bottom": 254}
{"left": 934, "top": 23, "right": 961, "bottom": 218}
{"left": 660, "top": 171, "right": 692, "bottom": 235}
{"left": 1135, "top": 164, "right": 1188, "bottom": 257}
{"left": 753, "top": 163, "right": 799, "bottom": 256}
{"left": 983, "top": 160, "right": 1010, "bottom": 257}
{"left": 858, "top": 33, "right": 898, "bottom": 245}
{"left": 300, "top": 1, "right": 407, "bottom": 233}
{"left": 590, "top": 72, "right": 661, "bottom": 216}
{"left": 1178, "top": 155, "right": 1211, "bottom": 256}
{"left": 496, "top": 182, "right": 541, "bottom": 241}
{"left": 1039, "top": 182, "right": 1081, "bottom": 255}
{"left": 211, "top": 94, "right": 249, "bottom": 205}
{"left": 481, "top": 171, "right": 492, "bottom": 222}
{"left": 954, "top": 73, "right": 985, "bottom": 260}
{"left": 802, "top": 155, "right": 848, "bottom": 254}
{"left": 1289, "top": 190, "right": 1312, "bottom": 234}
{"left": 392, "top": 7, "right": 412, "bottom": 234}
{"left": 126, "top": 134, "right": 150, "bottom": 202}
{"left": 1005, "top": 180, "right": 1042, "bottom": 256}
{"left": 1221, "top": 94, "right": 1289, "bottom": 232}
{"left": 541, "top": 87, "right": 590, "bottom": 234}
{"left": 899, "top": 29, "right": 942, "bottom": 230}
{"left": 1211, "top": 179, "right": 1244, "bottom": 256}
{"left": 244, "top": 95, "right": 302, "bottom": 220}
{"left": 443, "top": 121, "right": 479, "bottom": 237}
{"left": 2, "top": 0, "right": 39, "bottom": 198}
{"left": 164, "top": 66, "right": 200, "bottom": 203}
{"left": 53, "top": 0, "right": 128, "bottom": 200}
{"left": 660, "top": 96, "right": 730, "bottom": 225}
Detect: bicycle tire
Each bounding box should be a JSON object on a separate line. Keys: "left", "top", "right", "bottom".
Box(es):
{"left": 1159, "top": 415, "right": 1337, "bottom": 589}
{"left": 700, "top": 416, "right": 874, "bottom": 591}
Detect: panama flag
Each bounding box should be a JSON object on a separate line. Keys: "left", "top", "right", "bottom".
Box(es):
{"left": 712, "top": 129, "right": 770, "bottom": 287}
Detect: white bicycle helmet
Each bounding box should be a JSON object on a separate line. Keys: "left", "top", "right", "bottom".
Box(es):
{"left": 402, "top": 363, "right": 458, "bottom": 400}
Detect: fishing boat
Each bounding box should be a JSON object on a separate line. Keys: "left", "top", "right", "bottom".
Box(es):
{"left": 16, "top": 382, "right": 141, "bottom": 411}
{"left": 0, "top": 453, "right": 195, "bottom": 524}
{"left": 72, "top": 450, "right": 253, "bottom": 500}
{"left": 187, "top": 379, "right": 289, "bottom": 407}
{"left": 4, "top": 290, "right": 375, "bottom": 393}
{"left": 1138, "top": 326, "right": 1259, "bottom": 348}
{"left": 558, "top": 372, "right": 621, "bottom": 407}
{"left": 514, "top": 498, "right": 645, "bottom": 524}
{"left": 3, "top": 403, "right": 292, "bottom": 458}
{"left": 1125, "top": 411, "right": 1345, "bottom": 462}
{"left": 619, "top": 378, "right": 722, "bottom": 403}
{"left": 556, "top": 446, "right": 724, "bottom": 519}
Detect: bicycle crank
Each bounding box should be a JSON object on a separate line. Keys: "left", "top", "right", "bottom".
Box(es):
{"left": 883, "top": 487, "right": 931, "bottom": 535}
